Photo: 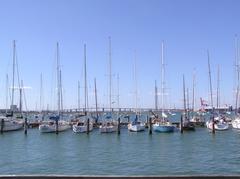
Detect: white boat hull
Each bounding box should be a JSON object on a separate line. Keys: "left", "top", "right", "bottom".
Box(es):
{"left": 73, "top": 123, "right": 93, "bottom": 133}
{"left": 99, "top": 125, "right": 117, "bottom": 133}
{"left": 0, "top": 120, "right": 23, "bottom": 132}
{"left": 206, "top": 121, "right": 229, "bottom": 131}
{"left": 128, "top": 124, "right": 145, "bottom": 132}
{"left": 39, "top": 122, "right": 70, "bottom": 133}
{"left": 232, "top": 118, "right": 240, "bottom": 129}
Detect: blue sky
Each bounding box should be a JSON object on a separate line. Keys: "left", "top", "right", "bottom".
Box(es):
{"left": 0, "top": 0, "right": 239, "bottom": 110}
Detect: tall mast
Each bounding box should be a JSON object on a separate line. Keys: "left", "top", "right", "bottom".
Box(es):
{"left": 11, "top": 40, "right": 16, "bottom": 114}
{"left": 117, "top": 73, "right": 120, "bottom": 109}
{"left": 19, "top": 80, "right": 23, "bottom": 117}
{"left": 235, "top": 36, "right": 239, "bottom": 114}
{"left": 134, "top": 51, "right": 138, "bottom": 112}
{"left": 6, "top": 74, "right": 9, "bottom": 114}
{"left": 78, "top": 81, "right": 80, "bottom": 111}
{"left": 94, "top": 78, "right": 98, "bottom": 117}
{"left": 183, "top": 75, "right": 187, "bottom": 121}
{"left": 60, "top": 70, "right": 63, "bottom": 114}
{"left": 84, "top": 44, "right": 87, "bottom": 115}
{"left": 161, "top": 41, "right": 165, "bottom": 118}
{"left": 40, "top": 73, "right": 43, "bottom": 112}
{"left": 217, "top": 65, "right": 220, "bottom": 109}
{"left": 187, "top": 87, "right": 190, "bottom": 120}
{"left": 192, "top": 70, "right": 196, "bottom": 112}
{"left": 207, "top": 51, "right": 214, "bottom": 110}
{"left": 56, "top": 42, "right": 60, "bottom": 117}
{"left": 109, "top": 37, "right": 112, "bottom": 111}
{"left": 155, "top": 80, "right": 158, "bottom": 110}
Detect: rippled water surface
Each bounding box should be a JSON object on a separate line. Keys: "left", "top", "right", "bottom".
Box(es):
{"left": 1, "top": 111, "right": 240, "bottom": 175}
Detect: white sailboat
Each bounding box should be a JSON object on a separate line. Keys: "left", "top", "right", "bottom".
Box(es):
{"left": 205, "top": 52, "right": 228, "bottom": 131}
{"left": 39, "top": 43, "right": 70, "bottom": 133}
{"left": 73, "top": 44, "right": 93, "bottom": 133}
{"left": 232, "top": 37, "right": 240, "bottom": 129}
{"left": 99, "top": 37, "right": 117, "bottom": 133}
{"left": 0, "top": 41, "right": 23, "bottom": 132}
{"left": 153, "top": 41, "right": 175, "bottom": 132}
{"left": 128, "top": 51, "right": 145, "bottom": 132}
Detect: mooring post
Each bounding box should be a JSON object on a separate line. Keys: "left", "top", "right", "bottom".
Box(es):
{"left": 149, "top": 117, "right": 152, "bottom": 135}
{"left": 180, "top": 114, "right": 183, "bottom": 133}
{"left": 24, "top": 117, "right": 28, "bottom": 135}
{"left": 212, "top": 116, "right": 215, "bottom": 134}
{"left": 127, "top": 115, "right": 130, "bottom": 123}
{"left": 87, "top": 118, "right": 90, "bottom": 134}
{"left": 56, "top": 119, "right": 59, "bottom": 135}
{"left": 118, "top": 117, "right": 120, "bottom": 135}
{"left": 1, "top": 118, "right": 4, "bottom": 134}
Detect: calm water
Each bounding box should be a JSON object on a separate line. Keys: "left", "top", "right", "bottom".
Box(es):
{"left": 1, "top": 113, "right": 240, "bottom": 175}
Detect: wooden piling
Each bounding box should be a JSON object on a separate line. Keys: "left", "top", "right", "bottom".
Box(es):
{"left": 180, "top": 114, "right": 183, "bottom": 133}
{"left": 87, "top": 118, "right": 90, "bottom": 134}
{"left": 1, "top": 118, "right": 4, "bottom": 134}
{"left": 117, "top": 117, "right": 120, "bottom": 135}
{"left": 24, "top": 117, "right": 28, "bottom": 135}
{"left": 149, "top": 117, "right": 152, "bottom": 135}
{"left": 212, "top": 116, "right": 215, "bottom": 134}
{"left": 56, "top": 119, "right": 59, "bottom": 135}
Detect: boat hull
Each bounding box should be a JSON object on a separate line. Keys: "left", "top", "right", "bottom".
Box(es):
{"left": 128, "top": 124, "right": 145, "bottom": 132}
{"left": 73, "top": 124, "right": 93, "bottom": 133}
{"left": 39, "top": 123, "right": 70, "bottom": 133}
{"left": 99, "top": 125, "right": 117, "bottom": 133}
{"left": 153, "top": 124, "right": 175, "bottom": 132}
{"left": 206, "top": 121, "right": 229, "bottom": 131}
{"left": 0, "top": 120, "right": 23, "bottom": 132}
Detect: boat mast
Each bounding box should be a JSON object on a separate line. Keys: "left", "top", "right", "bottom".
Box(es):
{"left": 109, "top": 37, "right": 112, "bottom": 111}
{"left": 207, "top": 51, "right": 214, "bottom": 111}
{"left": 187, "top": 87, "right": 190, "bottom": 120}
{"left": 117, "top": 74, "right": 120, "bottom": 110}
{"left": 60, "top": 70, "right": 63, "bottom": 115}
{"left": 161, "top": 41, "right": 165, "bottom": 120}
{"left": 19, "top": 80, "right": 23, "bottom": 117}
{"left": 134, "top": 51, "right": 138, "bottom": 113}
{"left": 192, "top": 70, "right": 195, "bottom": 112}
{"left": 84, "top": 44, "right": 87, "bottom": 115}
{"left": 11, "top": 40, "right": 16, "bottom": 115}
{"left": 40, "top": 73, "right": 43, "bottom": 112}
{"left": 155, "top": 80, "right": 158, "bottom": 111}
{"left": 78, "top": 80, "right": 80, "bottom": 111}
{"left": 56, "top": 42, "right": 60, "bottom": 117}
{"left": 183, "top": 75, "right": 187, "bottom": 121}
{"left": 94, "top": 78, "right": 98, "bottom": 120}
{"left": 5, "top": 74, "right": 9, "bottom": 114}
{"left": 216, "top": 65, "right": 220, "bottom": 110}
{"left": 235, "top": 36, "right": 239, "bottom": 114}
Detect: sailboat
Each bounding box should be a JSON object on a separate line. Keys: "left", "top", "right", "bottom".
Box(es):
{"left": 232, "top": 37, "right": 240, "bottom": 129}
{"left": 153, "top": 41, "right": 175, "bottom": 133}
{"left": 73, "top": 44, "right": 93, "bottom": 133}
{"left": 0, "top": 41, "right": 23, "bottom": 132}
{"left": 39, "top": 43, "right": 70, "bottom": 133}
{"left": 181, "top": 75, "right": 195, "bottom": 131}
{"left": 205, "top": 52, "right": 228, "bottom": 131}
{"left": 128, "top": 52, "right": 145, "bottom": 132}
{"left": 99, "top": 37, "right": 118, "bottom": 133}
{"left": 189, "top": 71, "right": 205, "bottom": 127}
